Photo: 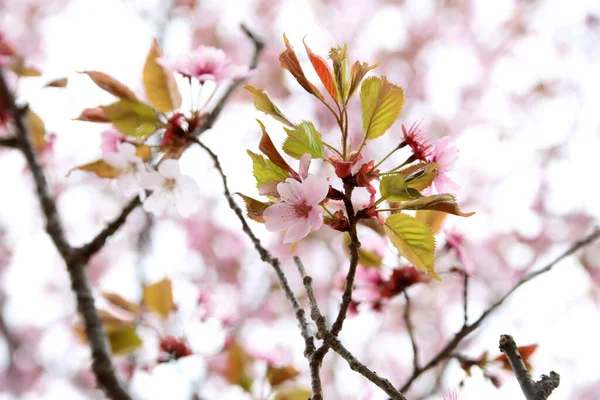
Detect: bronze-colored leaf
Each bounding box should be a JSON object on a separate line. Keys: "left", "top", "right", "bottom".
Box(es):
{"left": 143, "top": 278, "right": 174, "bottom": 319}
{"left": 80, "top": 71, "right": 137, "bottom": 100}
{"left": 257, "top": 119, "right": 292, "bottom": 172}
{"left": 143, "top": 39, "right": 182, "bottom": 112}
{"left": 279, "top": 34, "right": 324, "bottom": 101}
{"left": 235, "top": 193, "right": 271, "bottom": 223}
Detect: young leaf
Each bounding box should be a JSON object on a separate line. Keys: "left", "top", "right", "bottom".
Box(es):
{"left": 80, "top": 71, "right": 137, "bottom": 100}
{"left": 384, "top": 213, "right": 438, "bottom": 280}
{"left": 142, "top": 278, "right": 174, "bottom": 318}
{"left": 26, "top": 109, "right": 46, "bottom": 152}
{"left": 303, "top": 39, "right": 338, "bottom": 102}
{"left": 244, "top": 85, "right": 294, "bottom": 127}
{"left": 360, "top": 76, "right": 404, "bottom": 140}
{"left": 143, "top": 39, "right": 182, "bottom": 112}
{"left": 225, "top": 339, "right": 253, "bottom": 392}
{"left": 282, "top": 121, "right": 325, "bottom": 159}
{"left": 257, "top": 119, "right": 292, "bottom": 171}
{"left": 267, "top": 365, "right": 300, "bottom": 387}
{"left": 8, "top": 59, "right": 41, "bottom": 77}
{"left": 235, "top": 193, "right": 271, "bottom": 223}
{"left": 347, "top": 60, "right": 379, "bottom": 102}
{"left": 68, "top": 160, "right": 122, "bottom": 178}
{"left": 344, "top": 233, "right": 383, "bottom": 268}
{"left": 108, "top": 326, "right": 143, "bottom": 356}
{"left": 380, "top": 174, "right": 422, "bottom": 202}
{"left": 415, "top": 210, "right": 447, "bottom": 234}
{"left": 274, "top": 388, "right": 313, "bottom": 400}
{"left": 101, "top": 99, "right": 159, "bottom": 137}
{"left": 399, "top": 194, "right": 476, "bottom": 217}
{"left": 44, "top": 77, "right": 68, "bottom": 88}
{"left": 398, "top": 162, "right": 439, "bottom": 191}
{"left": 279, "top": 34, "right": 324, "bottom": 101}
{"left": 328, "top": 45, "right": 350, "bottom": 102}
{"left": 74, "top": 107, "right": 110, "bottom": 123}
{"left": 102, "top": 292, "right": 141, "bottom": 314}
{"left": 247, "top": 151, "right": 290, "bottom": 190}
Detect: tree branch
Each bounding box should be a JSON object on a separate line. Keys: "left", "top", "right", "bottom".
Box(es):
{"left": 403, "top": 291, "right": 420, "bottom": 371}
{"left": 499, "top": 334, "right": 559, "bottom": 400}
{"left": 0, "top": 137, "right": 19, "bottom": 148}
{"left": 0, "top": 68, "right": 132, "bottom": 400}
{"left": 398, "top": 227, "right": 600, "bottom": 394}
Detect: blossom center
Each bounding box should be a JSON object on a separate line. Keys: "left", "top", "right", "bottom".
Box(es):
{"left": 293, "top": 202, "right": 312, "bottom": 219}
{"left": 164, "top": 178, "right": 177, "bottom": 191}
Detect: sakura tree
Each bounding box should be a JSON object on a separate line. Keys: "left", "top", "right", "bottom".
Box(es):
{"left": 1, "top": 1, "right": 600, "bottom": 400}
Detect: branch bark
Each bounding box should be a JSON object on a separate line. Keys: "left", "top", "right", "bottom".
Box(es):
{"left": 0, "top": 68, "right": 132, "bottom": 400}
{"left": 398, "top": 227, "right": 600, "bottom": 394}
{"left": 499, "top": 334, "right": 560, "bottom": 400}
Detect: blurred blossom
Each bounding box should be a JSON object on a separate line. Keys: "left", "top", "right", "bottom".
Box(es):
{"left": 103, "top": 142, "right": 147, "bottom": 199}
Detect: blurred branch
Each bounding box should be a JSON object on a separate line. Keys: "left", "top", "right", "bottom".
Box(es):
{"left": 0, "top": 68, "right": 132, "bottom": 400}
{"left": 195, "top": 23, "right": 265, "bottom": 135}
{"left": 398, "top": 227, "right": 600, "bottom": 394}
{"left": 0, "top": 137, "right": 19, "bottom": 148}
{"left": 499, "top": 334, "right": 559, "bottom": 400}
{"left": 403, "top": 291, "right": 420, "bottom": 371}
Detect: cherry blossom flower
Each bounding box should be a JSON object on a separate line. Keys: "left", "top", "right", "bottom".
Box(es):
{"left": 158, "top": 45, "right": 249, "bottom": 83}
{"left": 141, "top": 159, "right": 201, "bottom": 218}
{"left": 401, "top": 121, "right": 433, "bottom": 162}
{"left": 263, "top": 175, "right": 329, "bottom": 243}
{"left": 100, "top": 129, "right": 125, "bottom": 153}
{"left": 430, "top": 136, "right": 459, "bottom": 193}
{"left": 103, "top": 142, "right": 147, "bottom": 199}
{"left": 443, "top": 389, "right": 458, "bottom": 400}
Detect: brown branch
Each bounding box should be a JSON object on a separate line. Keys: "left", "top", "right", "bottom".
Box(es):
{"left": 403, "top": 291, "right": 420, "bottom": 371}
{"left": 0, "top": 68, "right": 132, "bottom": 400}
{"left": 0, "top": 137, "right": 19, "bottom": 148}
{"left": 398, "top": 227, "right": 600, "bottom": 394}
{"left": 194, "top": 23, "right": 264, "bottom": 136}
{"left": 499, "top": 335, "right": 559, "bottom": 400}
{"left": 73, "top": 196, "right": 141, "bottom": 264}
{"left": 190, "top": 137, "right": 315, "bottom": 355}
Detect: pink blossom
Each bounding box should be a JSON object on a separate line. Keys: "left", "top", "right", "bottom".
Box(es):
{"left": 142, "top": 159, "right": 201, "bottom": 218}
{"left": 103, "top": 142, "right": 147, "bottom": 199}
{"left": 402, "top": 121, "right": 432, "bottom": 162}
{"left": 263, "top": 175, "right": 329, "bottom": 243}
{"left": 443, "top": 389, "right": 458, "bottom": 400}
{"left": 158, "top": 45, "right": 249, "bottom": 83}
{"left": 100, "top": 129, "right": 125, "bottom": 153}
{"left": 430, "top": 137, "right": 459, "bottom": 193}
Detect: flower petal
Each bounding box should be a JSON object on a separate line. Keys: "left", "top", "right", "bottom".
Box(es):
{"left": 283, "top": 220, "right": 311, "bottom": 244}
{"left": 307, "top": 207, "right": 323, "bottom": 230}
{"left": 264, "top": 203, "right": 297, "bottom": 231}
{"left": 301, "top": 175, "right": 329, "bottom": 206}
{"left": 158, "top": 159, "right": 181, "bottom": 178}
{"left": 299, "top": 153, "right": 311, "bottom": 179}
{"left": 277, "top": 178, "right": 304, "bottom": 204}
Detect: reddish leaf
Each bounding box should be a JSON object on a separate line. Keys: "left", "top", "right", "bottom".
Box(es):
{"left": 257, "top": 119, "right": 292, "bottom": 172}
{"left": 80, "top": 71, "right": 137, "bottom": 101}
{"left": 303, "top": 39, "right": 338, "bottom": 102}
{"left": 279, "top": 34, "right": 324, "bottom": 101}
{"left": 44, "top": 77, "right": 68, "bottom": 88}
{"left": 347, "top": 60, "right": 379, "bottom": 101}
{"left": 267, "top": 365, "right": 300, "bottom": 387}
{"left": 235, "top": 193, "right": 271, "bottom": 223}
{"left": 496, "top": 344, "right": 538, "bottom": 371}
{"left": 74, "top": 107, "right": 110, "bottom": 123}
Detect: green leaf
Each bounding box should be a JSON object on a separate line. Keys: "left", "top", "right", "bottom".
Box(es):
{"left": 247, "top": 150, "right": 290, "bottom": 190}
{"left": 360, "top": 76, "right": 404, "bottom": 140}
{"left": 328, "top": 45, "right": 350, "bottom": 103}
{"left": 380, "top": 174, "right": 422, "bottom": 202}
{"left": 274, "top": 388, "right": 313, "bottom": 400}
{"left": 108, "top": 326, "right": 143, "bottom": 356}
{"left": 143, "top": 278, "right": 174, "bottom": 318}
{"left": 344, "top": 234, "right": 383, "bottom": 268}
{"left": 101, "top": 99, "right": 159, "bottom": 137}
{"left": 398, "top": 194, "right": 475, "bottom": 217}
{"left": 384, "top": 213, "right": 438, "bottom": 280}
{"left": 244, "top": 85, "right": 294, "bottom": 127}
{"left": 143, "top": 39, "right": 182, "bottom": 112}
{"left": 398, "top": 162, "right": 439, "bottom": 191}
{"left": 282, "top": 121, "right": 325, "bottom": 159}
{"left": 234, "top": 193, "right": 271, "bottom": 223}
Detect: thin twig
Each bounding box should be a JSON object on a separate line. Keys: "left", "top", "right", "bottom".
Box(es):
{"left": 403, "top": 291, "right": 420, "bottom": 371}
{"left": 0, "top": 68, "right": 132, "bottom": 400}
{"left": 499, "top": 334, "right": 559, "bottom": 400}
{"left": 462, "top": 270, "right": 469, "bottom": 327}
{"left": 398, "top": 227, "right": 600, "bottom": 393}
{"left": 73, "top": 197, "right": 141, "bottom": 263}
